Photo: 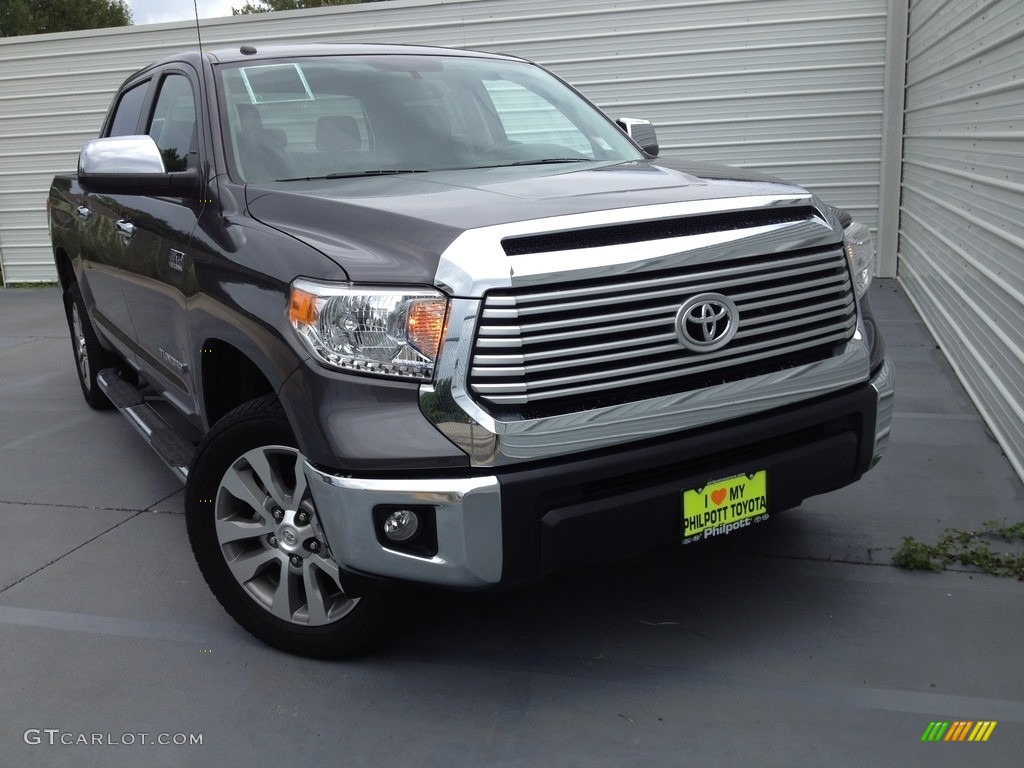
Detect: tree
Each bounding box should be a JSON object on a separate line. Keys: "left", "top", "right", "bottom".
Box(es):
{"left": 0, "top": 0, "right": 132, "bottom": 37}
{"left": 233, "top": 0, "right": 364, "bottom": 15}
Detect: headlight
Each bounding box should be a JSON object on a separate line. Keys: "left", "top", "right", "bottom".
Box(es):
{"left": 289, "top": 279, "right": 449, "bottom": 381}
{"left": 843, "top": 221, "right": 875, "bottom": 299}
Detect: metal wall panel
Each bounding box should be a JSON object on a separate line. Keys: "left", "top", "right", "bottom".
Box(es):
{"left": 899, "top": 0, "right": 1024, "bottom": 481}
{"left": 0, "top": 0, "right": 888, "bottom": 283}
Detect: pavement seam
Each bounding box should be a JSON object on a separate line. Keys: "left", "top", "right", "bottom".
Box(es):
{"left": 738, "top": 548, "right": 1024, "bottom": 581}
{"left": 0, "top": 498, "right": 146, "bottom": 512}
{"left": 727, "top": 550, "right": 892, "bottom": 567}
{"left": 146, "top": 487, "right": 186, "bottom": 515}
{"left": 0, "top": 510, "right": 144, "bottom": 596}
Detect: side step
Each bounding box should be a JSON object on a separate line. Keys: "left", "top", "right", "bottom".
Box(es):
{"left": 97, "top": 369, "right": 195, "bottom": 484}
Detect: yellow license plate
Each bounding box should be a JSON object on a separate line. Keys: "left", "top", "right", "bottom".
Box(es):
{"left": 682, "top": 470, "right": 769, "bottom": 543}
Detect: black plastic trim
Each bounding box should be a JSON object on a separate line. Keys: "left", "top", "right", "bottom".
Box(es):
{"left": 494, "top": 383, "right": 878, "bottom": 583}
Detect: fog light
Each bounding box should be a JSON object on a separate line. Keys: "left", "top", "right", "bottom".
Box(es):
{"left": 373, "top": 505, "right": 438, "bottom": 557}
{"left": 383, "top": 509, "right": 420, "bottom": 542}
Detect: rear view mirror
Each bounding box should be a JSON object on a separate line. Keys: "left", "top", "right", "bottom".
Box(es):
{"left": 615, "top": 118, "right": 659, "bottom": 157}
{"left": 78, "top": 135, "right": 198, "bottom": 196}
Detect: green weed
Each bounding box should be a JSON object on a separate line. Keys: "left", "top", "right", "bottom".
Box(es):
{"left": 893, "top": 520, "right": 1024, "bottom": 579}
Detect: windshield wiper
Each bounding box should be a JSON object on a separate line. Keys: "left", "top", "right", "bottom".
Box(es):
{"left": 508, "top": 158, "right": 592, "bottom": 166}
{"left": 326, "top": 169, "right": 429, "bottom": 179}
{"left": 277, "top": 169, "right": 430, "bottom": 181}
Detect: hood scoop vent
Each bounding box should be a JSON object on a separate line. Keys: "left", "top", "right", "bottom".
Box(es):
{"left": 501, "top": 206, "right": 821, "bottom": 256}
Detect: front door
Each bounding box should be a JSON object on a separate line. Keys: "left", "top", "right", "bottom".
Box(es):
{"left": 117, "top": 70, "right": 205, "bottom": 418}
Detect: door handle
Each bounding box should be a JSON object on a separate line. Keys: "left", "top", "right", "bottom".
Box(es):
{"left": 116, "top": 219, "right": 135, "bottom": 239}
{"left": 76, "top": 205, "right": 92, "bottom": 220}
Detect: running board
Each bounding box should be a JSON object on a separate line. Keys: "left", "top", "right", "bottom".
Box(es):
{"left": 97, "top": 369, "right": 194, "bottom": 484}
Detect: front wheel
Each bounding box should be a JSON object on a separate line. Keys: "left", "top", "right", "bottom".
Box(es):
{"left": 185, "top": 396, "right": 410, "bottom": 658}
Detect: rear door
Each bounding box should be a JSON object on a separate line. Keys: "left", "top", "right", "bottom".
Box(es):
{"left": 78, "top": 79, "right": 150, "bottom": 357}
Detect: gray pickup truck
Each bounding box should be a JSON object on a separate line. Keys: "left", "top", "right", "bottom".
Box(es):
{"left": 47, "top": 44, "right": 893, "bottom": 658}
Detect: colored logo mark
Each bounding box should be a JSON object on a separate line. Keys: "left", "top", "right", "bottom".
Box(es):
{"left": 921, "top": 721, "right": 997, "bottom": 742}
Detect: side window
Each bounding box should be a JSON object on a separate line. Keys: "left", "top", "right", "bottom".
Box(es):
{"left": 483, "top": 79, "right": 593, "bottom": 156}
{"left": 108, "top": 81, "right": 149, "bottom": 137}
{"left": 147, "top": 74, "right": 198, "bottom": 172}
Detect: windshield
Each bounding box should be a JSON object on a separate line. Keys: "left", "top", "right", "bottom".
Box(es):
{"left": 215, "top": 54, "right": 644, "bottom": 182}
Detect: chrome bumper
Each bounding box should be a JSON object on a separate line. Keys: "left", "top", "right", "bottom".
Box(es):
{"left": 869, "top": 357, "right": 895, "bottom": 467}
{"left": 303, "top": 467, "right": 503, "bottom": 588}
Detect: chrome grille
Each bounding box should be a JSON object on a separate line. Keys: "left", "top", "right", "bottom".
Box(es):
{"left": 469, "top": 244, "right": 857, "bottom": 413}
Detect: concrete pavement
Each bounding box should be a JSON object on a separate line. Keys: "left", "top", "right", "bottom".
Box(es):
{"left": 0, "top": 281, "right": 1021, "bottom": 767}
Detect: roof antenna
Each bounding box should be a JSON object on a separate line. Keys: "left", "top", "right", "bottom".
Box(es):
{"left": 192, "top": 0, "right": 211, "bottom": 214}
{"left": 193, "top": 0, "right": 204, "bottom": 52}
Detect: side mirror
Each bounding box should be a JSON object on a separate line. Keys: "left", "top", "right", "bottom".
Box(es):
{"left": 78, "top": 135, "right": 198, "bottom": 197}
{"left": 615, "top": 118, "right": 659, "bottom": 158}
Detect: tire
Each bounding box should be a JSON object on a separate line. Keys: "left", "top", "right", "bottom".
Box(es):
{"left": 185, "top": 395, "right": 411, "bottom": 658}
{"left": 64, "top": 282, "right": 116, "bottom": 410}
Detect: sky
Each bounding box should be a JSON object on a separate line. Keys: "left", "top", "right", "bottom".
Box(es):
{"left": 126, "top": 0, "right": 239, "bottom": 26}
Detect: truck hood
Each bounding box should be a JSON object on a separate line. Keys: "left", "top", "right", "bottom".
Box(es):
{"left": 244, "top": 160, "right": 813, "bottom": 285}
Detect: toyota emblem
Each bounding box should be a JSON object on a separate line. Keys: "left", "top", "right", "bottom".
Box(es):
{"left": 674, "top": 292, "right": 739, "bottom": 352}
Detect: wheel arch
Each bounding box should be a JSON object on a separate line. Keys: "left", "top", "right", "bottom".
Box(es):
{"left": 53, "top": 247, "right": 76, "bottom": 294}
{"left": 183, "top": 393, "right": 411, "bottom": 658}
{"left": 198, "top": 338, "right": 276, "bottom": 428}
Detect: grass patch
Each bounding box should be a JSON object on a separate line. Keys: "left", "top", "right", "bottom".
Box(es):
{"left": 893, "top": 520, "right": 1024, "bottom": 579}
{"left": 3, "top": 281, "right": 59, "bottom": 288}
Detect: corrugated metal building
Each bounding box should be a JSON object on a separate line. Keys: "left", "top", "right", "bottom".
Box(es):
{"left": 0, "top": 0, "right": 1022, "bottom": 481}
{"left": 899, "top": 0, "right": 1024, "bottom": 482}
{"left": 0, "top": 0, "right": 894, "bottom": 283}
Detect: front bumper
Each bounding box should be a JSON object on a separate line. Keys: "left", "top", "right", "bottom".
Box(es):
{"left": 302, "top": 471, "right": 504, "bottom": 588}
{"left": 306, "top": 358, "right": 895, "bottom": 589}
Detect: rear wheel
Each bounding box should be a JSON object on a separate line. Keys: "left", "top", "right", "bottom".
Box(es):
{"left": 64, "top": 282, "right": 116, "bottom": 409}
{"left": 185, "top": 395, "right": 410, "bottom": 658}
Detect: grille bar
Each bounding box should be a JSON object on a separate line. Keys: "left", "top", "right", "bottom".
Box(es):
{"left": 477, "top": 271, "right": 850, "bottom": 338}
{"left": 475, "top": 328, "right": 856, "bottom": 405}
{"left": 469, "top": 242, "right": 857, "bottom": 410}
{"left": 473, "top": 312, "right": 855, "bottom": 383}
{"left": 471, "top": 295, "right": 855, "bottom": 371}
{"left": 497, "top": 248, "right": 841, "bottom": 309}
{"left": 473, "top": 283, "right": 851, "bottom": 350}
